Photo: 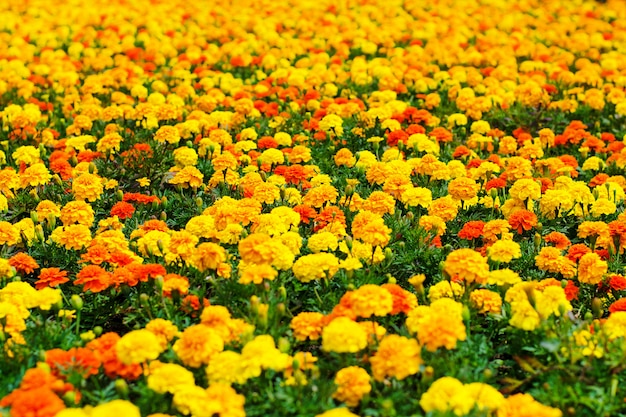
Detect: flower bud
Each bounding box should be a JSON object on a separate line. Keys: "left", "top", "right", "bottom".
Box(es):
{"left": 591, "top": 297, "right": 603, "bottom": 318}
{"left": 115, "top": 379, "right": 129, "bottom": 397}
{"left": 70, "top": 295, "right": 83, "bottom": 311}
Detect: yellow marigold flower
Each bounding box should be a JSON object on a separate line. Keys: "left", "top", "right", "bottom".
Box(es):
{"left": 535, "top": 286, "right": 572, "bottom": 319}
{"left": 185, "top": 215, "right": 216, "bottom": 239}
{"left": 12, "top": 146, "right": 40, "bottom": 165}
{"left": 447, "top": 177, "right": 479, "bottom": 202}
{"left": 137, "top": 230, "right": 171, "bottom": 257}
{"left": 189, "top": 242, "right": 227, "bottom": 272}
{"left": 292, "top": 253, "right": 339, "bottom": 283}
{"left": 50, "top": 224, "right": 92, "bottom": 250}
{"left": 470, "top": 289, "right": 503, "bottom": 314}
{"left": 60, "top": 200, "right": 95, "bottom": 227}
{"left": 240, "top": 335, "right": 290, "bottom": 379}
{"left": 591, "top": 198, "right": 616, "bottom": 217}
{"left": 319, "top": 114, "right": 344, "bottom": 137}
{"left": 482, "top": 219, "right": 511, "bottom": 242}
{"left": 420, "top": 377, "right": 470, "bottom": 415}
{"left": 205, "top": 383, "right": 246, "bottom": 417}
{"left": 19, "top": 163, "right": 51, "bottom": 188}
{"left": 401, "top": 186, "right": 432, "bottom": 208}
{"left": 444, "top": 248, "right": 489, "bottom": 284}
{"left": 603, "top": 311, "right": 626, "bottom": 340}
{"left": 290, "top": 312, "right": 325, "bottom": 341}
{"left": 116, "top": 329, "right": 164, "bottom": 365}
{"left": 239, "top": 263, "right": 277, "bottom": 285}
{"left": 72, "top": 173, "right": 104, "bottom": 202}
{"left": 307, "top": 232, "right": 339, "bottom": 253}
{"left": 535, "top": 246, "right": 577, "bottom": 278}
{"left": 173, "top": 385, "right": 220, "bottom": 416}
{"left": 406, "top": 298, "right": 466, "bottom": 351}
{"left": 206, "top": 350, "right": 248, "bottom": 385}
{"left": 427, "top": 196, "right": 460, "bottom": 222}
{"left": 173, "top": 147, "right": 199, "bottom": 167}
{"left": 315, "top": 409, "right": 359, "bottom": 417}
{"left": 321, "top": 317, "right": 368, "bottom": 353}
{"left": 154, "top": 125, "right": 181, "bottom": 144}
{"left": 361, "top": 191, "right": 396, "bottom": 216}
{"left": 428, "top": 281, "right": 464, "bottom": 301}
{"left": 91, "top": 400, "right": 141, "bottom": 417}
{"left": 577, "top": 252, "right": 607, "bottom": 285}
{"left": 0, "top": 222, "right": 20, "bottom": 246}
{"left": 169, "top": 166, "right": 204, "bottom": 188}
{"left": 370, "top": 334, "right": 422, "bottom": 381}
{"left": 145, "top": 318, "right": 179, "bottom": 349}
{"left": 487, "top": 239, "right": 521, "bottom": 263}
{"left": 173, "top": 324, "right": 224, "bottom": 367}
{"left": 509, "top": 178, "right": 541, "bottom": 201}
{"left": 332, "top": 366, "right": 371, "bottom": 407}
{"left": 302, "top": 184, "right": 339, "bottom": 208}
{"left": 351, "top": 210, "right": 391, "bottom": 247}
{"left": 147, "top": 361, "right": 195, "bottom": 395}
{"left": 341, "top": 284, "right": 393, "bottom": 318}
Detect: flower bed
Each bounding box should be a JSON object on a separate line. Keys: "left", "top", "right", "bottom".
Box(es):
{"left": 1, "top": 0, "right": 626, "bottom": 416}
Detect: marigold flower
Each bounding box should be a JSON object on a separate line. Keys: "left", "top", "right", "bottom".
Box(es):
{"left": 444, "top": 248, "right": 489, "bottom": 284}
{"left": 577, "top": 252, "right": 607, "bottom": 284}
{"left": 332, "top": 366, "right": 371, "bottom": 407}
{"left": 508, "top": 210, "right": 538, "bottom": 234}
{"left": 370, "top": 334, "right": 422, "bottom": 381}
{"left": 147, "top": 361, "right": 195, "bottom": 395}
{"left": 116, "top": 329, "right": 164, "bottom": 364}
{"left": 9, "top": 252, "right": 39, "bottom": 275}
{"left": 406, "top": 298, "right": 467, "bottom": 351}
{"left": 290, "top": 312, "right": 325, "bottom": 341}
{"left": 487, "top": 239, "right": 521, "bottom": 263}
{"left": 110, "top": 201, "right": 135, "bottom": 219}
{"left": 340, "top": 284, "right": 394, "bottom": 318}
{"left": 35, "top": 267, "right": 69, "bottom": 290}
{"left": 321, "top": 317, "right": 368, "bottom": 353}
{"left": 173, "top": 324, "right": 224, "bottom": 367}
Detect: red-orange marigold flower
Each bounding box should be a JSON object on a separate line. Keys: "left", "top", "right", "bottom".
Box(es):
{"left": 110, "top": 201, "right": 135, "bottom": 219}
{"left": 508, "top": 210, "right": 537, "bottom": 234}
{"left": 9, "top": 252, "right": 39, "bottom": 274}
{"left": 35, "top": 268, "right": 69, "bottom": 290}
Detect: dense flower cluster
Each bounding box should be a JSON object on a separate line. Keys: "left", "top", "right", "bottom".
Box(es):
{"left": 1, "top": 0, "right": 626, "bottom": 415}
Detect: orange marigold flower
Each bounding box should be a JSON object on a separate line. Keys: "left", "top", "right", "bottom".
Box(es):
{"left": 566, "top": 243, "right": 591, "bottom": 263}
{"left": 609, "top": 299, "right": 626, "bottom": 313}
{"left": 45, "top": 347, "right": 101, "bottom": 378}
{"left": 0, "top": 387, "right": 65, "bottom": 417}
{"left": 564, "top": 280, "right": 579, "bottom": 301}
{"left": 381, "top": 283, "right": 418, "bottom": 314}
{"left": 508, "top": 210, "right": 538, "bottom": 234}
{"left": 290, "top": 312, "right": 325, "bottom": 341}
{"left": 110, "top": 201, "right": 135, "bottom": 219}
{"left": 35, "top": 268, "right": 69, "bottom": 290}
{"left": 543, "top": 232, "right": 571, "bottom": 250}
{"left": 9, "top": 252, "right": 39, "bottom": 274}
{"left": 609, "top": 275, "right": 626, "bottom": 291}
{"left": 458, "top": 221, "right": 484, "bottom": 240}
{"left": 74, "top": 265, "right": 112, "bottom": 293}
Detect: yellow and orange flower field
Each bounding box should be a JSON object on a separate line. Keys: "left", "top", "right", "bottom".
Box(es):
{"left": 3, "top": 0, "right": 626, "bottom": 415}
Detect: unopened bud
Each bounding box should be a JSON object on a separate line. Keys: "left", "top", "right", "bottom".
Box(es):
{"left": 70, "top": 295, "right": 83, "bottom": 311}
{"left": 115, "top": 379, "right": 129, "bottom": 397}
{"left": 591, "top": 297, "right": 603, "bottom": 318}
